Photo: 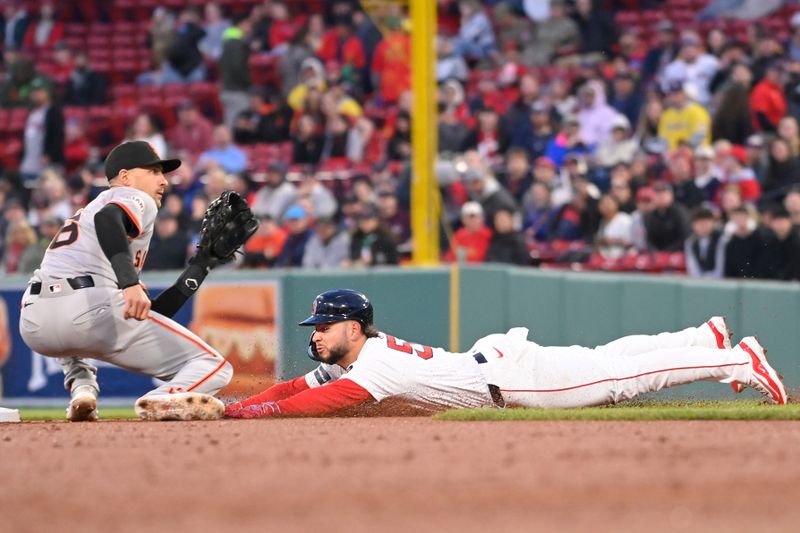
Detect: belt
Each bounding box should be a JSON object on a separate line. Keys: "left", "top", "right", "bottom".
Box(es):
{"left": 473, "top": 352, "right": 506, "bottom": 408}
{"left": 30, "top": 275, "right": 95, "bottom": 295}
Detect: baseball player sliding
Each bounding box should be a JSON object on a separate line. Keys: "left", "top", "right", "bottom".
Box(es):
{"left": 225, "top": 289, "right": 787, "bottom": 418}
{"left": 19, "top": 141, "right": 257, "bottom": 421}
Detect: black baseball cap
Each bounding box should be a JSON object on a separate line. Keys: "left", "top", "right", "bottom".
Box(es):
{"left": 104, "top": 141, "right": 181, "bottom": 180}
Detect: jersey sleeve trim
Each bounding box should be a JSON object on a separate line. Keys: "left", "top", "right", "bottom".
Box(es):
{"left": 107, "top": 201, "right": 142, "bottom": 238}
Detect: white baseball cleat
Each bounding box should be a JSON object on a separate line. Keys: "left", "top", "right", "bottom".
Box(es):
{"left": 66, "top": 385, "right": 99, "bottom": 422}
{"left": 735, "top": 337, "right": 788, "bottom": 405}
{"left": 135, "top": 392, "right": 224, "bottom": 421}
{"left": 704, "top": 316, "right": 732, "bottom": 350}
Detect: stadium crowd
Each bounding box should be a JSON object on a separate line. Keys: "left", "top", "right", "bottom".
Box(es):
{"left": 1, "top": 0, "right": 800, "bottom": 280}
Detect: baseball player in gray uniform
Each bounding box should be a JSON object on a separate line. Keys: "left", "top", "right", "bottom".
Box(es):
{"left": 19, "top": 141, "right": 234, "bottom": 421}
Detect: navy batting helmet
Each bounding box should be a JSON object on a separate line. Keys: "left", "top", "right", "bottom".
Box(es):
{"left": 299, "top": 289, "right": 374, "bottom": 327}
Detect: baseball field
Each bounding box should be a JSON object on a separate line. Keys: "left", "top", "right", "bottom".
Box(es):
{"left": 2, "top": 400, "right": 799, "bottom": 533}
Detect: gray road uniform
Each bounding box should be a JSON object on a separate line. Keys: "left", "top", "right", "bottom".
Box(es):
{"left": 19, "top": 186, "right": 232, "bottom": 397}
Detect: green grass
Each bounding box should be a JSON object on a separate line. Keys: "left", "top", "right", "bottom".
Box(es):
{"left": 435, "top": 400, "right": 800, "bottom": 421}
{"left": 18, "top": 407, "right": 137, "bottom": 421}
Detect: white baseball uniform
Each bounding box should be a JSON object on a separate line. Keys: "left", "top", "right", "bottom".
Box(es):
{"left": 305, "top": 324, "right": 752, "bottom": 410}
{"left": 19, "top": 186, "right": 232, "bottom": 397}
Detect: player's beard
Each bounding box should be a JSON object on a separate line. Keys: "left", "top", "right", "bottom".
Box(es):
{"left": 320, "top": 341, "right": 349, "bottom": 366}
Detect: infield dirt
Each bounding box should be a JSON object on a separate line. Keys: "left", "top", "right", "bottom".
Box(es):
{"left": 1, "top": 418, "right": 798, "bottom": 533}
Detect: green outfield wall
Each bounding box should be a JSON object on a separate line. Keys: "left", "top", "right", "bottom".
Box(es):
{"left": 5, "top": 266, "right": 798, "bottom": 399}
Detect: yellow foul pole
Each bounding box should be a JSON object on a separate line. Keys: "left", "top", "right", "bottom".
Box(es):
{"left": 409, "top": 0, "right": 439, "bottom": 265}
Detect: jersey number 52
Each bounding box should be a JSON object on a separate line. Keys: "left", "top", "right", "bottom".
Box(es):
{"left": 386, "top": 335, "right": 433, "bottom": 360}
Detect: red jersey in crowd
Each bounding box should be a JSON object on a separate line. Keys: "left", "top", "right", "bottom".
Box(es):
{"left": 372, "top": 31, "right": 411, "bottom": 103}
{"left": 445, "top": 226, "right": 493, "bottom": 263}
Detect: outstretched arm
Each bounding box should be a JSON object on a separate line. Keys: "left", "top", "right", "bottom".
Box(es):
{"left": 224, "top": 378, "right": 374, "bottom": 418}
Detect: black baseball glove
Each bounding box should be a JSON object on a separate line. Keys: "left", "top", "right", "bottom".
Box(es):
{"left": 194, "top": 190, "right": 258, "bottom": 268}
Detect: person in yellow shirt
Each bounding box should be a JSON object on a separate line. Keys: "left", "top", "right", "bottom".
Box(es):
{"left": 657, "top": 81, "right": 711, "bottom": 150}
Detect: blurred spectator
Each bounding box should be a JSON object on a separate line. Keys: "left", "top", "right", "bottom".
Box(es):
{"left": 0, "top": 49, "right": 39, "bottom": 107}
{"left": 346, "top": 116, "right": 374, "bottom": 162}
{"left": 198, "top": 2, "right": 231, "bottom": 61}
{"left": 572, "top": 0, "right": 615, "bottom": 57}
{"left": 320, "top": 113, "right": 350, "bottom": 161}
{"left": 445, "top": 201, "right": 491, "bottom": 263}
{"left": 302, "top": 216, "right": 351, "bottom": 269}
{"left": 785, "top": 187, "right": 800, "bottom": 226}
{"left": 745, "top": 134, "right": 769, "bottom": 182}
{"left": 522, "top": 181, "right": 557, "bottom": 242}
{"left": 642, "top": 20, "right": 679, "bottom": 85}
{"left": 30, "top": 170, "right": 72, "bottom": 226}
{"left": 350, "top": 203, "right": 399, "bottom": 267}
{"left": 491, "top": 2, "right": 533, "bottom": 52}
{"left": 669, "top": 155, "right": 704, "bottom": 210}
{"left": 720, "top": 145, "right": 761, "bottom": 204}
{"left": 462, "top": 159, "right": 517, "bottom": 224}
{"left": 3, "top": 2, "right": 30, "bottom": 50}
{"left": 280, "top": 24, "right": 315, "bottom": 98}
{"left": 462, "top": 106, "right": 507, "bottom": 164}
{"left": 2, "top": 219, "right": 38, "bottom": 274}
{"left": 575, "top": 84, "right": 618, "bottom": 146}
{"left": 18, "top": 214, "right": 60, "bottom": 273}
{"left": 219, "top": 14, "right": 252, "bottom": 128}
{"left": 777, "top": 116, "right": 800, "bottom": 157}
{"left": 242, "top": 214, "right": 288, "bottom": 269}
{"left": 387, "top": 110, "right": 412, "bottom": 161}
{"left": 763, "top": 137, "right": 800, "bottom": 204}
{"left": 436, "top": 36, "right": 468, "bottom": 82}
{"left": 197, "top": 125, "right": 248, "bottom": 174}
{"left": 684, "top": 207, "right": 727, "bottom": 279}
{"left": 501, "top": 74, "right": 540, "bottom": 150}
{"left": 63, "top": 118, "right": 90, "bottom": 174}
{"left": 275, "top": 204, "right": 313, "bottom": 267}
{"left": 595, "top": 194, "right": 632, "bottom": 259}
{"left": 724, "top": 205, "right": 763, "bottom": 279}
{"left": 661, "top": 31, "right": 720, "bottom": 107}
{"left": 485, "top": 207, "right": 528, "bottom": 265}
{"left": 168, "top": 101, "right": 215, "bottom": 161}
{"left": 125, "top": 113, "right": 168, "bottom": 158}
{"left": 163, "top": 8, "right": 207, "bottom": 84}
{"left": 318, "top": 12, "right": 365, "bottom": 85}
{"left": 146, "top": 7, "right": 176, "bottom": 74}
{"left": 498, "top": 148, "right": 533, "bottom": 204}
{"left": 645, "top": 182, "right": 691, "bottom": 252}
{"left": 750, "top": 61, "right": 787, "bottom": 134}
{"left": 711, "top": 64, "right": 752, "bottom": 145}
{"left": 296, "top": 172, "right": 337, "bottom": 220}
{"left": 544, "top": 116, "right": 591, "bottom": 168}
{"left": 692, "top": 145, "right": 723, "bottom": 205}
{"left": 453, "top": 0, "right": 496, "bottom": 61}
{"left": 527, "top": 101, "right": 555, "bottom": 161}
{"left": 609, "top": 72, "right": 642, "bottom": 129}
{"left": 251, "top": 163, "right": 297, "bottom": 221}
{"left": 288, "top": 58, "right": 327, "bottom": 110}
{"left": 377, "top": 190, "right": 410, "bottom": 250}
{"left": 630, "top": 186, "right": 654, "bottom": 251}
{"left": 20, "top": 78, "right": 63, "bottom": 184}
{"left": 523, "top": 0, "right": 579, "bottom": 67}
{"left": 658, "top": 81, "right": 711, "bottom": 151}
{"left": 144, "top": 211, "right": 189, "bottom": 270}
{"left": 233, "top": 87, "right": 293, "bottom": 144}
{"left": 609, "top": 166, "right": 635, "bottom": 213}
{"left": 291, "top": 115, "right": 324, "bottom": 165}
{"left": 594, "top": 114, "right": 637, "bottom": 168}
{"left": 44, "top": 42, "right": 74, "bottom": 87}
{"left": 22, "top": 2, "right": 63, "bottom": 51}
{"left": 757, "top": 205, "right": 800, "bottom": 280}
{"left": 63, "top": 51, "right": 107, "bottom": 106}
